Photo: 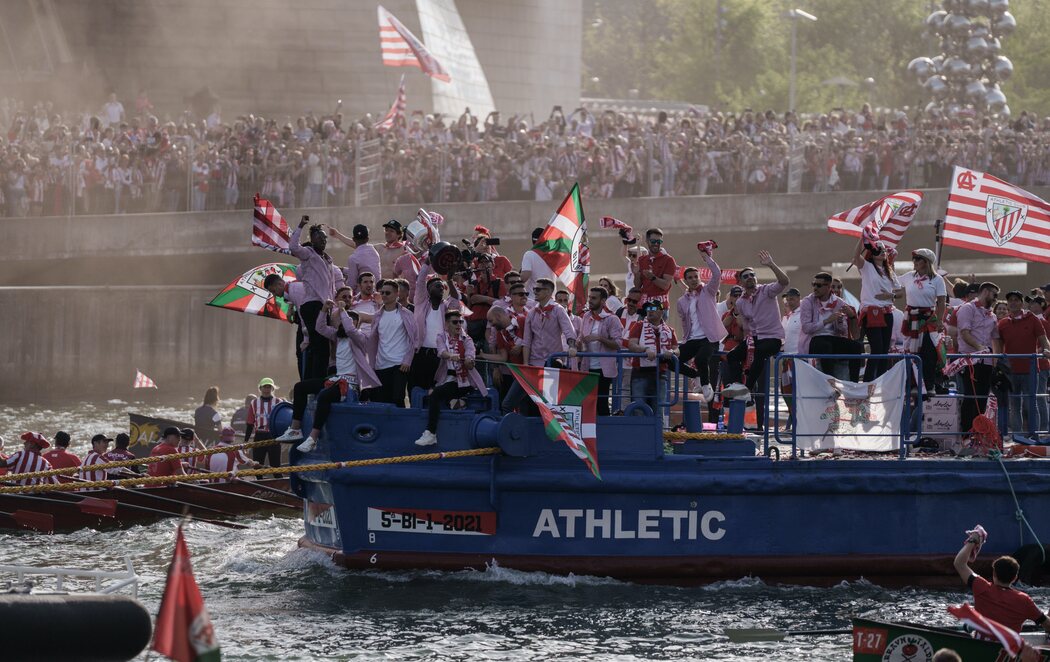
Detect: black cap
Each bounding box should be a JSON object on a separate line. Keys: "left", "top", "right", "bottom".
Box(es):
{"left": 729, "top": 286, "right": 743, "bottom": 295}
{"left": 532, "top": 227, "right": 544, "bottom": 242}
{"left": 382, "top": 219, "right": 402, "bottom": 232}
{"left": 91, "top": 433, "right": 113, "bottom": 444}
{"left": 965, "top": 283, "right": 981, "bottom": 295}
{"left": 54, "top": 431, "right": 71, "bottom": 447}
{"left": 1026, "top": 294, "right": 1047, "bottom": 304}
{"left": 1005, "top": 290, "right": 1024, "bottom": 301}
{"left": 783, "top": 287, "right": 801, "bottom": 297}
{"left": 162, "top": 426, "right": 181, "bottom": 438}
{"left": 352, "top": 224, "right": 369, "bottom": 240}
{"left": 179, "top": 427, "right": 195, "bottom": 439}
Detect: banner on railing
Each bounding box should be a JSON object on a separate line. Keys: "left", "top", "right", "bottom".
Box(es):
{"left": 794, "top": 360, "right": 907, "bottom": 452}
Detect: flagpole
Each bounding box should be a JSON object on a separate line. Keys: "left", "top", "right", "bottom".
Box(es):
{"left": 933, "top": 217, "right": 945, "bottom": 265}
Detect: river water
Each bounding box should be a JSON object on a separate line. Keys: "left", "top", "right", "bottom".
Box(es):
{"left": 1, "top": 400, "right": 1045, "bottom": 661}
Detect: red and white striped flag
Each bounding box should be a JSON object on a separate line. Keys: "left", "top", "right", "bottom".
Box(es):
{"left": 944, "top": 166, "right": 1050, "bottom": 264}
{"left": 947, "top": 603, "right": 1024, "bottom": 657}
{"left": 252, "top": 195, "right": 291, "bottom": 255}
{"left": 827, "top": 190, "right": 923, "bottom": 247}
{"left": 374, "top": 74, "right": 407, "bottom": 132}
{"left": 377, "top": 5, "right": 451, "bottom": 83}
{"left": 134, "top": 370, "right": 157, "bottom": 389}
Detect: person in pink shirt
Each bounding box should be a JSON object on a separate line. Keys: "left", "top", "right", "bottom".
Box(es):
{"left": 798, "top": 271, "right": 863, "bottom": 381}
{"left": 331, "top": 223, "right": 381, "bottom": 290}
{"left": 288, "top": 217, "right": 339, "bottom": 379}
{"left": 414, "top": 310, "right": 488, "bottom": 447}
{"left": 367, "top": 279, "right": 419, "bottom": 407}
{"left": 723, "top": 250, "right": 790, "bottom": 429}
{"left": 955, "top": 282, "right": 1002, "bottom": 433}
{"left": 568, "top": 286, "right": 625, "bottom": 415}
{"left": 501, "top": 278, "right": 577, "bottom": 414}
{"left": 675, "top": 246, "right": 728, "bottom": 402}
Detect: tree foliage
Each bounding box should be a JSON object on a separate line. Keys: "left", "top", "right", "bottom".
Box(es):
{"left": 583, "top": 0, "right": 1046, "bottom": 114}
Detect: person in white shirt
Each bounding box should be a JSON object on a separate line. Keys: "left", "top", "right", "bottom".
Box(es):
{"left": 901, "top": 248, "right": 948, "bottom": 392}
{"left": 851, "top": 237, "right": 903, "bottom": 381}
{"left": 367, "top": 280, "right": 418, "bottom": 407}
{"left": 519, "top": 227, "right": 555, "bottom": 295}
{"left": 780, "top": 287, "right": 803, "bottom": 419}
{"left": 101, "top": 93, "right": 124, "bottom": 128}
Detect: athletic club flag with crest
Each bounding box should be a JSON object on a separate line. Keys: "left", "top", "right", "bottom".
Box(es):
{"left": 133, "top": 370, "right": 157, "bottom": 389}
{"left": 944, "top": 166, "right": 1050, "bottom": 263}
{"left": 251, "top": 195, "right": 290, "bottom": 255}
{"left": 534, "top": 183, "right": 589, "bottom": 314}
{"left": 826, "top": 190, "right": 923, "bottom": 247}
{"left": 377, "top": 5, "right": 451, "bottom": 82}
{"left": 152, "top": 525, "right": 221, "bottom": 662}
{"left": 506, "top": 365, "right": 601, "bottom": 480}
{"left": 206, "top": 263, "right": 297, "bottom": 321}
{"left": 947, "top": 603, "right": 1023, "bottom": 658}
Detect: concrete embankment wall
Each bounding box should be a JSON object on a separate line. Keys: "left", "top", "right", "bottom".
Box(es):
{"left": 2, "top": 189, "right": 1048, "bottom": 400}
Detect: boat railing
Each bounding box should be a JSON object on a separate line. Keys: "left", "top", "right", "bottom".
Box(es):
{"left": 770, "top": 353, "right": 923, "bottom": 460}
{"left": 546, "top": 351, "right": 681, "bottom": 414}
{"left": 0, "top": 554, "right": 139, "bottom": 597}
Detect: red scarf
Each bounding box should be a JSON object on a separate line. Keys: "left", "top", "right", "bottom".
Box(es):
{"left": 448, "top": 333, "right": 470, "bottom": 383}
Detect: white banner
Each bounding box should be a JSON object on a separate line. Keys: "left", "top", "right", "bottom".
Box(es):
{"left": 794, "top": 360, "right": 907, "bottom": 452}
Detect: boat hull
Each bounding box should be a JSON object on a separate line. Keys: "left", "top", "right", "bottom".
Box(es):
{"left": 851, "top": 617, "right": 1050, "bottom": 661}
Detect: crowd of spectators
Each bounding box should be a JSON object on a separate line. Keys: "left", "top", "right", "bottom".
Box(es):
{"left": 3, "top": 91, "right": 1050, "bottom": 218}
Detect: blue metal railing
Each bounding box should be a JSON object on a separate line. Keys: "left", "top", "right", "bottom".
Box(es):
{"left": 547, "top": 351, "right": 681, "bottom": 415}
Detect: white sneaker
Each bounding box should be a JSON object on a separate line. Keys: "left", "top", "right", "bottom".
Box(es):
{"left": 414, "top": 430, "right": 438, "bottom": 447}
{"left": 701, "top": 384, "right": 714, "bottom": 402}
{"left": 721, "top": 382, "right": 750, "bottom": 399}
{"left": 276, "top": 428, "right": 303, "bottom": 442}
{"left": 296, "top": 437, "right": 317, "bottom": 453}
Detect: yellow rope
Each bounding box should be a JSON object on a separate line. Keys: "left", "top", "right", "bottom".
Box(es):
{"left": 0, "top": 439, "right": 281, "bottom": 483}
{"left": 662, "top": 431, "right": 746, "bottom": 441}
{"left": 0, "top": 447, "right": 502, "bottom": 494}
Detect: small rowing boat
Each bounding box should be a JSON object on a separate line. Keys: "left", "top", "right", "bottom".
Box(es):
{"left": 852, "top": 617, "right": 1050, "bottom": 661}
{"left": 0, "top": 478, "right": 301, "bottom": 533}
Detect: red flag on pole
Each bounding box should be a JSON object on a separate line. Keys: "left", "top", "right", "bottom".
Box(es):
{"left": 944, "top": 166, "right": 1050, "bottom": 263}
{"left": 152, "top": 525, "right": 221, "bottom": 662}
{"left": 826, "top": 190, "right": 923, "bottom": 247}
{"left": 377, "top": 5, "right": 451, "bottom": 82}
{"left": 374, "top": 74, "right": 407, "bottom": 132}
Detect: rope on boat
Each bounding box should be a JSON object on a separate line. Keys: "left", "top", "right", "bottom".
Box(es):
{"left": 662, "top": 431, "right": 746, "bottom": 441}
{"left": 990, "top": 449, "right": 1046, "bottom": 563}
{"left": 0, "top": 447, "right": 503, "bottom": 495}
{"left": 0, "top": 439, "right": 281, "bottom": 483}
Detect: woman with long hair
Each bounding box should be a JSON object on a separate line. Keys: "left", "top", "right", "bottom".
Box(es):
{"left": 851, "top": 237, "right": 902, "bottom": 381}
{"left": 194, "top": 386, "right": 222, "bottom": 444}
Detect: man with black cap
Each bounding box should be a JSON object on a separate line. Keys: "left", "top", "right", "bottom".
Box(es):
{"left": 377, "top": 219, "right": 406, "bottom": 279}
{"left": 148, "top": 427, "right": 185, "bottom": 477}
{"left": 332, "top": 223, "right": 381, "bottom": 292}
{"left": 42, "top": 431, "right": 81, "bottom": 470}
{"left": 82, "top": 434, "right": 114, "bottom": 482}
{"left": 627, "top": 299, "right": 680, "bottom": 414}
{"left": 999, "top": 291, "right": 1050, "bottom": 433}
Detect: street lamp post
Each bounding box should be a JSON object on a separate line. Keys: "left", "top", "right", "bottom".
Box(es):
{"left": 787, "top": 8, "right": 817, "bottom": 113}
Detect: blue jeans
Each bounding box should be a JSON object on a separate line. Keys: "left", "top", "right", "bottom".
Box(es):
{"left": 630, "top": 369, "right": 667, "bottom": 414}
{"left": 1007, "top": 371, "right": 1049, "bottom": 434}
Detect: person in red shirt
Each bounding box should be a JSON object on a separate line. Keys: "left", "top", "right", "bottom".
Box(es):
{"left": 147, "top": 427, "right": 185, "bottom": 478}
{"left": 631, "top": 228, "right": 677, "bottom": 309}
{"left": 42, "top": 431, "right": 81, "bottom": 469}
{"left": 954, "top": 530, "right": 1050, "bottom": 638}
{"left": 997, "top": 290, "right": 1050, "bottom": 434}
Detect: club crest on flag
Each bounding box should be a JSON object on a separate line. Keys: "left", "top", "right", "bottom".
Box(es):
{"left": 985, "top": 196, "right": 1028, "bottom": 246}
{"left": 237, "top": 263, "right": 285, "bottom": 300}
{"left": 569, "top": 225, "right": 586, "bottom": 274}
{"left": 550, "top": 404, "right": 582, "bottom": 439}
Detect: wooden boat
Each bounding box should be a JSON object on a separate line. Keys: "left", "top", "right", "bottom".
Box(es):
{"left": 852, "top": 617, "right": 1050, "bottom": 661}
{"left": 0, "top": 478, "right": 301, "bottom": 533}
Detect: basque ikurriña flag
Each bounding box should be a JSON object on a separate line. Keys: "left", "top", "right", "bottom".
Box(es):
{"left": 506, "top": 364, "right": 601, "bottom": 480}
{"left": 947, "top": 603, "right": 1023, "bottom": 657}
{"left": 206, "top": 263, "right": 297, "bottom": 321}
{"left": 534, "top": 183, "right": 588, "bottom": 314}
{"left": 251, "top": 195, "right": 291, "bottom": 255}
{"left": 944, "top": 166, "right": 1050, "bottom": 263}
{"left": 826, "top": 190, "right": 923, "bottom": 247}
{"left": 152, "top": 525, "right": 221, "bottom": 662}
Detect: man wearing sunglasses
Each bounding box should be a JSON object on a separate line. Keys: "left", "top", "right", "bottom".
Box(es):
{"left": 799, "top": 272, "right": 863, "bottom": 381}
{"left": 723, "top": 251, "right": 790, "bottom": 430}
{"left": 367, "top": 279, "right": 418, "bottom": 407}
{"left": 632, "top": 228, "right": 677, "bottom": 309}
{"left": 415, "top": 310, "right": 487, "bottom": 447}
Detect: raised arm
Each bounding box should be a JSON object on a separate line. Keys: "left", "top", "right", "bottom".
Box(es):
{"left": 851, "top": 237, "right": 866, "bottom": 270}
{"left": 759, "top": 250, "right": 789, "bottom": 287}
{"left": 702, "top": 253, "right": 722, "bottom": 295}
{"left": 315, "top": 302, "right": 338, "bottom": 341}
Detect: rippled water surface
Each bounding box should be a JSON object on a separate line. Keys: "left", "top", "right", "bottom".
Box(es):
{"left": 1, "top": 401, "right": 1042, "bottom": 661}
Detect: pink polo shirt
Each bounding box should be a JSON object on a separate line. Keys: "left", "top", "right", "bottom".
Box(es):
{"left": 345, "top": 243, "right": 382, "bottom": 289}
{"left": 735, "top": 282, "right": 787, "bottom": 341}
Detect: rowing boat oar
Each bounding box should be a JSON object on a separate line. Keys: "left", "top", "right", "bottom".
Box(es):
{"left": 65, "top": 475, "right": 238, "bottom": 517}
{"left": 0, "top": 509, "right": 54, "bottom": 533}
{"left": 174, "top": 479, "right": 300, "bottom": 511}
{"left": 184, "top": 467, "right": 301, "bottom": 502}
{"left": 12, "top": 492, "right": 248, "bottom": 530}
{"left": 724, "top": 628, "right": 853, "bottom": 643}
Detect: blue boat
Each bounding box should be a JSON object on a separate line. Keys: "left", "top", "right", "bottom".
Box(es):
{"left": 278, "top": 354, "right": 1050, "bottom": 587}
